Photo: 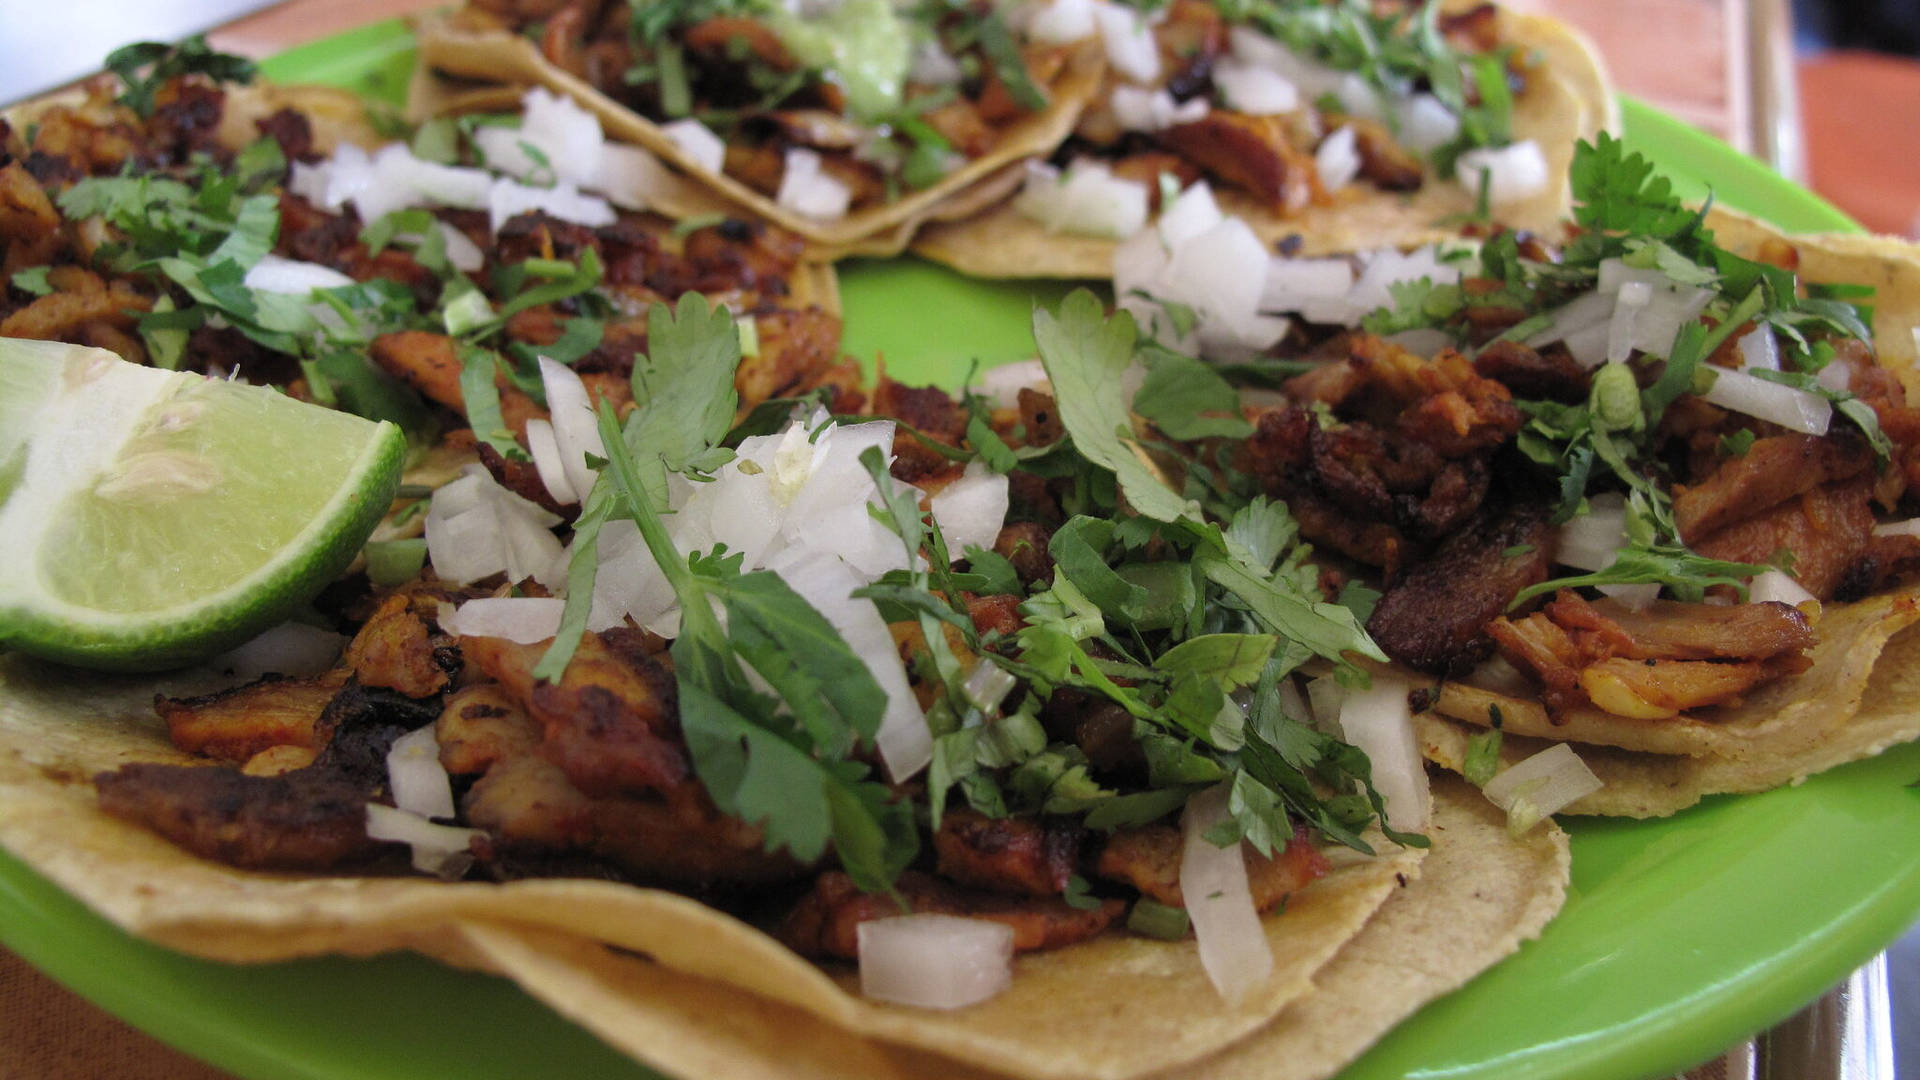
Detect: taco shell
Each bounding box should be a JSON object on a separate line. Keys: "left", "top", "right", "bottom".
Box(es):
{"left": 909, "top": 10, "right": 1617, "bottom": 280}
{"left": 411, "top": 11, "right": 1106, "bottom": 249}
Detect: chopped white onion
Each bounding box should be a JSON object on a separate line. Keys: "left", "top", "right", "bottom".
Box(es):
{"left": 929, "top": 460, "right": 1012, "bottom": 556}
{"left": 960, "top": 661, "right": 1019, "bottom": 715}
{"left": 857, "top": 914, "right": 1014, "bottom": 1008}
{"left": 424, "top": 465, "right": 566, "bottom": 587}
{"left": 1109, "top": 85, "right": 1209, "bottom": 133}
{"left": 1737, "top": 326, "right": 1781, "bottom": 371}
{"left": 386, "top": 725, "right": 457, "bottom": 821}
{"left": 523, "top": 417, "right": 579, "bottom": 505}
{"left": 1315, "top": 126, "right": 1361, "bottom": 194}
{"left": 592, "top": 142, "right": 676, "bottom": 211}
{"left": 1334, "top": 72, "right": 1384, "bottom": 121}
{"left": 1595, "top": 582, "right": 1660, "bottom": 611}
{"left": 1155, "top": 181, "right": 1225, "bottom": 246}
{"left": 1817, "top": 357, "right": 1856, "bottom": 395}
{"left": 435, "top": 222, "right": 486, "bottom": 273}
{"left": 1260, "top": 256, "right": 1358, "bottom": 325}
{"left": 1180, "top": 785, "right": 1273, "bottom": 1003}
{"left": 243, "top": 254, "right": 356, "bottom": 294}
{"left": 1094, "top": 2, "right": 1160, "bottom": 84}
{"left": 1397, "top": 94, "right": 1460, "bottom": 153}
{"left": 1228, "top": 26, "right": 1342, "bottom": 99}
{"left": 538, "top": 356, "right": 607, "bottom": 503}
{"left": 776, "top": 148, "right": 853, "bottom": 221}
{"left": 511, "top": 85, "right": 604, "bottom": 187}
{"left": 1026, "top": 0, "right": 1096, "bottom": 43}
{"left": 1700, "top": 366, "right": 1833, "bottom": 435}
{"left": 1335, "top": 673, "right": 1430, "bottom": 832}
{"left": 1526, "top": 289, "right": 1617, "bottom": 366}
{"left": 209, "top": 621, "right": 345, "bottom": 681}
{"left": 1874, "top": 517, "right": 1920, "bottom": 539}
{"left": 488, "top": 177, "right": 616, "bottom": 234}
{"left": 1748, "top": 569, "right": 1816, "bottom": 608}
{"left": 1555, "top": 493, "right": 1627, "bottom": 571}
{"left": 910, "top": 38, "right": 965, "bottom": 85}
{"left": 360, "top": 144, "right": 492, "bottom": 223}
{"left": 1012, "top": 160, "right": 1150, "bottom": 239}
{"left": 1480, "top": 743, "right": 1602, "bottom": 834}
{"left": 661, "top": 118, "right": 727, "bottom": 175}
{"left": 974, "top": 359, "right": 1050, "bottom": 409}
{"left": 1161, "top": 218, "right": 1290, "bottom": 355}
{"left": 1456, "top": 140, "right": 1550, "bottom": 206}
{"left": 1606, "top": 279, "right": 1653, "bottom": 365}
{"left": 365, "top": 803, "right": 483, "bottom": 879}
{"left": 1344, "top": 246, "right": 1461, "bottom": 319}
{"left": 438, "top": 596, "right": 567, "bottom": 644}
{"left": 1212, "top": 60, "right": 1298, "bottom": 115}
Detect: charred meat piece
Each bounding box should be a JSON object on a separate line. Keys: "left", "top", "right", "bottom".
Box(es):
{"left": 1159, "top": 112, "right": 1316, "bottom": 212}
{"left": 344, "top": 592, "right": 453, "bottom": 698}
{"left": 1345, "top": 116, "right": 1424, "bottom": 192}
{"left": 155, "top": 669, "right": 351, "bottom": 764}
{"left": 1095, "top": 822, "right": 1329, "bottom": 912}
{"left": 1471, "top": 339, "right": 1590, "bottom": 403}
{"left": 462, "top": 628, "right": 691, "bottom": 799}
{"left": 97, "top": 679, "right": 438, "bottom": 870}
{"left": 779, "top": 870, "right": 1126, "bottom": 959}
{"left": 96, "top": 764, "right": 382, "bottom": 870}
{"left": 933, "top": 810, "right": 1082, "bottom": 897}
{"left": 1543, "top": 591, "right": 1814, "bottom": 662}
{"left": 1367, "top": 501, "right": 1556, "bottom": 675}
{"left": 1673, "top": 434, "right": 1873, "bottom": 543}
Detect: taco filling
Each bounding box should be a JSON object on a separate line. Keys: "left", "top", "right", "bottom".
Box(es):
{"left": 443, "top": 0, "right": 1089, "bottom": 223}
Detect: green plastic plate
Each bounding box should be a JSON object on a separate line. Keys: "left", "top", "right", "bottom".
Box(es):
{"left": 4, "top": 20, "right": 1911, "bottom": 1080}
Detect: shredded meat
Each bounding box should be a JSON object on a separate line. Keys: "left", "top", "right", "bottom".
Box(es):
{"left": 1690, "top": 477, "right": 1879, "bottom": 600}
{"left": 1487, "top": 589, "right": 1816, "bottom": 718}
{"left": 779, "top": 871, "right": 1126, "bottom": 959}
{"left": 1095, "top": 822, "right": 1329, "bottom": 912}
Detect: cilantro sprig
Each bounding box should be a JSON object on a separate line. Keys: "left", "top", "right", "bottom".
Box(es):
{"left": 105, "top": 35, "right": 256, "bottom": 119}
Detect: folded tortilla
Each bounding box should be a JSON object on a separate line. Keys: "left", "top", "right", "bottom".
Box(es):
{"left": 410, "top": 10, "right": 1106, "bottom": 250}
{"left": 909, "top": 9, "right": 1617, "bottom": 280}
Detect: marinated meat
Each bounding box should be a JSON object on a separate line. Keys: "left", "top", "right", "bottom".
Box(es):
{"left": 779, "top": 871, "right": 1126, "bottom": 959}
{"left": 1543, "top": 591, "right": 1814, "bottom": 662}
{"left": 1577, "top": 657, "right": 1778, "bottom": 719}
{"left": 1367, "top": 501, "right": 1557, "bottom": 674}
{"left": 1690, "top": 477, "right": 1878, "bottom": 599}
{"left": 933, "top": 810, "right": 1081, "bottom": 897}
{"left": 1159, "top": 112, "right": 1316, "bottom": 212}
{"left": 1095, "top": 822, "right": 1330, "bottom": 911}
{"left": 1673, "top": 434, "right": 1873, "bottom": 543}
{"left": 95, "top": 763, "right": 382, "bottom": 870}
{"left": 155, "top": 669, "right": 351, "bottom": 763}
{"left": 461, "top": 628, "right": 691, "bottom": 800}
{"left": 344, "top": 593, "right": 453, "bottom": 698}
{"left": 1471, "top": 339, "right": 1590, "bottom": 403}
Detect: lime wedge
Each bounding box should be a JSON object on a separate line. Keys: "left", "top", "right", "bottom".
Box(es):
{"left": 0, "top": 338, "right": 405, "bottom": 671}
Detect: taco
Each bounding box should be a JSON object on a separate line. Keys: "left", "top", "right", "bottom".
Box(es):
{"left": 410, "top": 0, "right": 1106, "bottom": 249}
{"left": 910, "top": 0, "right": 1617, "bottom": 279}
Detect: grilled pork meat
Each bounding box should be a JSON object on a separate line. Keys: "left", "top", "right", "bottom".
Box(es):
{"left": 1095, "top": 822, "right": 1330, "bottom": 912}
{"left": 779, "top": 871, "right": 1127, "bottom": 959}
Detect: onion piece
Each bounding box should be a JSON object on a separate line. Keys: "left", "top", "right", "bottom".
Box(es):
{"left": 1737, "top": 326, "right": 1781, "bottom": 371}
{"left": 365, "top": 803, "right": 483, "bottom": 879}
{"left": 1480, "top": 743, "right": 1603, "bottom": 835}
{"left": 524, "top": 417, "right": 579, "bottom": 505}
{"left": 661, "top": 118, "right": 726, "bottom": 174}
{"left": 776, "top": 148, "right": 853, "bottom": 221}
{"left": 1094, "top": 2, "right": 1160, "bottom": 83}
{"left": 1748, "top": 569, "right": 1816, "bottom": 608}
{"left": 438, "top": 596, "right": 567, "bottom": 644}
{"left": 1555, "top": 494, "right": 1628, "bottom": 571}
{"left": 1596, "top": 582, "right": 1660, "bottom": 611}
{"left": 386, "top": 725, "right": 457, "bottom": 820}
{"left": 1456, "top": 140, "right": 1549, "bottom": 205}
{"left": 488, "top": 177, "right": 616, "bottom": 234}
{"left": 1874, "top": 517, "right": 1920, "bottom": 539}
{"left": 593, "top": 142, "right": 676, "bottom": 210}
{"left": 1180, "top": 785, "right": 1273, "bottom": 1003}
{"left": 1606, "top": 279, "right": 1652, "bottom": 364}
{"left": 243, "top": 255, "right": 356, "bottom": 294}
{"left": 929, "top": 461, "right": 1011, "bottom": 555}
{"left": 961, "top": 661, "right": 1019, "bottom": 715}
{"left": 1109, "top": 85, "right": 1208, "bottom": 133}
{"left": 1700, "top": 366, "right": 1833, "bottom": 435}
{"left": 858, "top": 914, "right": 1014, "bottom": 1008}
{"left": 209, "top": 621, "right": 346, "bottom": 681}
{"left": 1817, "top": 357, "right": 1856, "bottom": 394}
{"left": 974, "top": 359, "right": 1049, "bottom": 409}
{"left": 1335, "top": 673, "right": 1430, "bottom": 832}
{"left": 1212, "top": 60, "right": 1298, "bottom": 115}
{"left": 1026, "top": 0, "right": 1096, "bottom": 43}
{"left": 539, "top": 356, "right": 608, "bottom": 502}
{"left": 1314, "top": 126, "right": 1361, "bottom": 193}
{"left": 1397, "top": 94, "right": 1460, "bottom": 153}
{"left": 911, "top": 38, "right": 965, "bottom": 84}
{"left": 435, "top": 222, "right": 486, "bottom": 273}
{"left": 1011, "top": 160, "right": 1150, "bottom": 239}
{"left": 425, "top": 466, "right": 566, "bottom": 586}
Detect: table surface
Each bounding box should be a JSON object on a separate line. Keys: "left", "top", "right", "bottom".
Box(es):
{"left": 0, "top": 2, "right": 1799, "bottom": 1079}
